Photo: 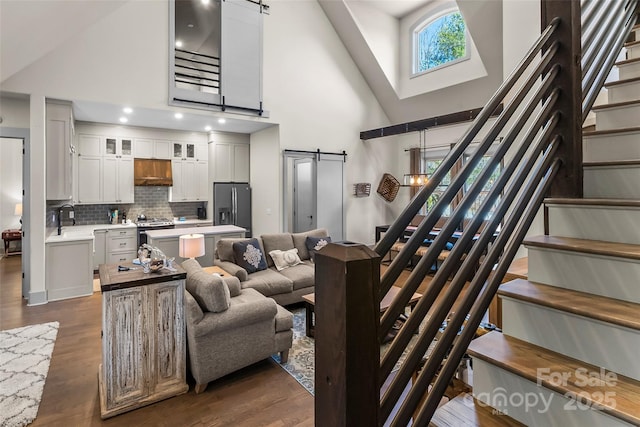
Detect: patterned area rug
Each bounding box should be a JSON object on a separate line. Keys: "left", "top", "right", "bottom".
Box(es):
{"left": 272, "top": 308, "right": 433, "bottom": 395}
{"left": 0, "top": 322, "right": 59, "bottom": 427}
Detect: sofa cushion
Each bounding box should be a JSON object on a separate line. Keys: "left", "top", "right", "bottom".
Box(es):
{"left": 278, "top": 264, "right": 314, "bottom": 291}
{"left": 241, "top": 268, "right": 293, "bottom": 297}
{"left": 261, "top": 233, "right": 295, "bottom": 267}
{"left": 269, "top": 248, "right": 302, "bottom": 271}
{"left": 183, "top": 259, "right": 231, "bottom": 313}
{"left": 233, "top": 238, "right": 268, "bottom": 273}
{"left": 292, "top": 228, "right": 328, "bottom": 260}
{"left": 275, "top": 304, "right": 294, "bottom": 332}
{"left": 306, "top": 236, "right": 332, "bottom": 261}
{"left": 217, "top": 237, "right": 264, "bottom": 263}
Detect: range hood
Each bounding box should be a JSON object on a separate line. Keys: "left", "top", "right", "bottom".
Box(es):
{"left": 134, "top": 159, "right": 173, "bottom": 186}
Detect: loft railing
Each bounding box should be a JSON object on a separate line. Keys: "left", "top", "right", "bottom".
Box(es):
{"left": 174, "top": 48, "right": 220, "bottom": 94}
{"left": 314, "top": 0, "right": 639, "bottom": 425}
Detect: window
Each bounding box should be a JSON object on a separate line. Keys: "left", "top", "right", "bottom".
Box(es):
{"left": 414, "top": 10, "right": 468, "bottom": 75}
{"left": 419, "top": 155, "right": 452, "bottom": 217}
{"left": 464, "top": 155, "right": 502, "bottom": 219}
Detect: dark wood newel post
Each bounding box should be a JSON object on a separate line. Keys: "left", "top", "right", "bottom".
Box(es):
{"left": 542, "top": 0, "right": 583, "bottom": 198}
{"left": 315, "top": 242, "right": 380, "bottom": 427}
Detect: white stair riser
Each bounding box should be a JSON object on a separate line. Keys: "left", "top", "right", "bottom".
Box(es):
{"left": 527, "top": 247, "right": 640, "bottom": 304}
{"left": 595, "top": 104, "right": 640, "bottom": 130}
{"left": 608, "top": 81, "right": 640, "bottom": 104}
{"left": 584, "top": 166, "right": 640, "bottom": 199}
{"left": 583, "top": 132, "right": 640, "bottom": 162}
{"left": 629, "top": 44, "right": 640, "bottom": 60}
{"left": 618, "top": 61, "right": 640, "bottom": 81}
{"left": 546, "top": 204, "right": 640, "bottom": 244}
{"left": 472, "top": 358, "right": 630, "bottom": 427}
{"left": 501, "top": 298, "right": 640, "bottom": 381}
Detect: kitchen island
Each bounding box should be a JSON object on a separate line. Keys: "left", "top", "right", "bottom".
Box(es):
{"left": 146, "top": 225, "right": 246, "bottom": 267}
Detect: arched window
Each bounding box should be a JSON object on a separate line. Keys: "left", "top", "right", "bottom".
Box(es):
{"left": 413, "top": 10, "right": 468, "bottom": 75}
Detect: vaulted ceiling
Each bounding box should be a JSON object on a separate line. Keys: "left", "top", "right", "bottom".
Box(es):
{"left": 318, "top": 0, "right": 504, "bottom": 124}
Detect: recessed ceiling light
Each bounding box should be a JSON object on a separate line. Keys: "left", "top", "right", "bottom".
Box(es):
{"left": 204, "top": 125, "right": 212, "bottom": 131}
{"left": 201, "top": 0, "right": 210, "bottom": 5}
{"left": 123, "top": 107, "right": 133, "bottom": 114}
{"left": 174, "top": 113, "right": 183, "bottom": 119}
{"left": 187, "top": 24, "right": 195, "bottom": 28}
{"left": 175, "top": 40, "right": 183, "bottom": 48}
{"left": 218, "top": 118, "right": 226, "bottom": 124}
{"left": 119, "top": 117, "right": 128, "bottom": 123}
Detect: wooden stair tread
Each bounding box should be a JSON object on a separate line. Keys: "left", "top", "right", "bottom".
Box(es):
{"left": 498, "top": 279, "right": 640, "bottom": 331}
{"left": 468, "top": 332, "right": 640, "bottom": 425}
{"left": 625, "top": 40, "right": 640, "bottom": 48}
{"left": 544, "top": 197, "right": 640, "bottom": 208}
{"left": 583, "top": 159, "right": 640, "bottom": 167}
{"left": 583, "top": 126, "right": 640, "bottom": 137}
{"left": 524, "top": 235, "right": 640, "bottom": 261}
{"left": 430, "top": 393, "right": 525, "bottom": 427}
{"left": 605, "top": 76, "right": 640, "bottom": 87}
{"left": 591, "top": 98, "right": 640, "bottom": 111}
{"left": 615, "top": 57, "right": 640, "bottom": 67}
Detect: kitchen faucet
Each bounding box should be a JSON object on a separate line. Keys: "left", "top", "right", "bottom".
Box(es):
{"left": 57, "top": 204, "right": 76, "bottom": 235}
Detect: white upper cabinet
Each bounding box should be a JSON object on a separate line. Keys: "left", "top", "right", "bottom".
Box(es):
{"left": 104, "top": 137, "right": 132, "bottom": 158}
{"left": 169, "top": 142, "right": 208, "bottom": 202}
{"left": 46, "top": 102, "right": 75, "bottom": 200}
{"left": 78, "top": 134, "right": 101, "bottom": 156}
{"left": 134, "top": 138, "right": 171, "bottom": 159}
{"left": 213, "top": 141, "right": 249, "bottom": 182}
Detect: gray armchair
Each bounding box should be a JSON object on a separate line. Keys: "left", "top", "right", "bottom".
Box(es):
{"left": 182, "top": 259, "right": 293, "bottom": 393}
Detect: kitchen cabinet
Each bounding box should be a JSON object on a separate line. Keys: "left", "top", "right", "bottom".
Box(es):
{"left": 134, "top": 138, "right": 171, "bottom": 159}
{"left": 104, "top": 137, "right": 132, "bottom": 158}
{"left": 46, "top": 102, "right": 75, "bottom": 200}
{"left": 78, "top": 134, "right": 101, "bottom": 156}
{"left": 77, "top": 155, "right": 102, "bottom": 204}
{"left": 103, "top": 157, "right": 134, "bottom": 203}
{"left": 46, "top": 238, "right": 93, "bottom": 301}
{"left": 169, "top": 142, "right": 208, "bottom": 202}
{"left": 93, "top": 229, "right": 107, "bottom": 270}
{"left": 106, "top": 228, "right": 137, "bottom": 264}
{"left": 214, "top": 142, "right": 249, "bottom": 182}
{"left": 98, "top": 264, "right": 187, "bottom": 419}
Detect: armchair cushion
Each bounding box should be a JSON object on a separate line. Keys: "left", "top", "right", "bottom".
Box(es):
{"left": 186, "top": 270, "right": 231, "bottom": 313}
{"left": 233, "top": 238, "right": 268, "bottom": 273}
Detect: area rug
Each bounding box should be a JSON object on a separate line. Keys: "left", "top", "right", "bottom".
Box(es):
{"left": 271, "top": 309, "right": 434, "bottom": 395}
{"left": 0, "top": 322, "right": 59, "bottom": 427}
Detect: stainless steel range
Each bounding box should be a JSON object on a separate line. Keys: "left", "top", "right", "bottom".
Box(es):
{"left": 136, "top": 218, "right": 175, "bottom": 246}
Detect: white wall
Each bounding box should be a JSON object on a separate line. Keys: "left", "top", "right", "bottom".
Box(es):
{"left": 250, "top": 125, "right": 280, "bottom": 236}
{"left": 258, "top": 0, "right": 394, "bottom": 245}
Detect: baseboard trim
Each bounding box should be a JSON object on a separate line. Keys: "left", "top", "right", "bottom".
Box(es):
{"left": 27, "top": 290, "right": 48, "bottom": 306}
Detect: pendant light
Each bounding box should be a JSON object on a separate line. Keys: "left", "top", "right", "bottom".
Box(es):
{"left": 403, "top": 130, "right": 429, "bottom": 186}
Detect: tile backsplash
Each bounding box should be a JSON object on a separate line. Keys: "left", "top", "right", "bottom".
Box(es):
{"left": 47, "top": 187, "right": 206, "bottom": 226}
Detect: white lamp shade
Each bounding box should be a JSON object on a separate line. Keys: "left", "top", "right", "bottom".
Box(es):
{"left": 14, "top": 203, "right": 22, "bottom": 216}
{"left": 179, "top": 234, "right": 205, "bottom": 259}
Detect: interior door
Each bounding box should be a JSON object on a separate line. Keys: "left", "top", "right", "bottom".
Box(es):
{"left": 316, "top": 155, "right": 344, "bottom": 240}
{"left": 293, "top": 158, "right": 316, "bottom": 233}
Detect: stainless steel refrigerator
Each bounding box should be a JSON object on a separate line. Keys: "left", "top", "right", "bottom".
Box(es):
{"left": 213, "top": 182, "right": 252, "bottom": 236}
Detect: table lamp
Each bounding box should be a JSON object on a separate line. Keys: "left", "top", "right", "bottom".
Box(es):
{"left": 179, "top": 234, "right": 205, "bottom": 260}
{"left": 14, "top": 203, "right": 22, "bottom": 229}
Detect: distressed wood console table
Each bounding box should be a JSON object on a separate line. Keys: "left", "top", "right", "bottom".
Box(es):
{"left": 98, "top": 262, "right": 188, "bottom": 419}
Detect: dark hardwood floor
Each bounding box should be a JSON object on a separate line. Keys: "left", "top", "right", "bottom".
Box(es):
{"left": 0, "top": 254, "right": 464, "bottom": 426}
{"left": 0, "top": 256, "right": 314, "bottom": 426}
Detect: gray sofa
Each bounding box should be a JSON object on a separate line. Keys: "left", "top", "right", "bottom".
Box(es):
{"left": 182, "top": 258, "right": 293, "bottom": 393}
{"left": 213, "top": 228, "right": 329, "bottom": 306}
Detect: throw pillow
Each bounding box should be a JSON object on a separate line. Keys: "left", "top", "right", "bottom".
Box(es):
{"left": 305, "top": 236, "right": 332, "bottom": 261}
{"left": 233, "top": 238, "right": 268, "bottom": 273}
{"left": 269, "top": 248, "right": 303, "bottom": 271}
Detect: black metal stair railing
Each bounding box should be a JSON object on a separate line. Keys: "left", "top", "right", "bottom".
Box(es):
{"left": 373, "top": 0, "right": 639, "bottom": 425}
{"left": 174, "top": 48, "right": 220, "bottom": 93}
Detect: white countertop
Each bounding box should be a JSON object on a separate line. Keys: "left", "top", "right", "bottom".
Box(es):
{"left": 173, "top": 219, "right": 212, "bottom": 226}
{"left": 145, "top": 225, "right": 246, "bottom": 239}
{"left": 45, "top": 223, "right": 137, "bottom": 243}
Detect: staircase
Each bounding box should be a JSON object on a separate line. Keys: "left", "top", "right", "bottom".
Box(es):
{"left": 434, "top": 25, "right": 640, "bottom": 426}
